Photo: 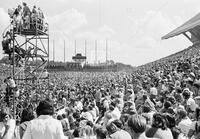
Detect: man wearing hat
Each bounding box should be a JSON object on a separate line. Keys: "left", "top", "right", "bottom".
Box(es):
{"left": 22, "top": 100, "right": 65, "bottom": 139}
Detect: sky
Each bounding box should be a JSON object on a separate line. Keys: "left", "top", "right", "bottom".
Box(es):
{"left": 0, "top": 0, "right": 199, "bottom": 66}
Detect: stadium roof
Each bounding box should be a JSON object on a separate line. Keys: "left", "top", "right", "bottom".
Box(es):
{"left": 162, "top": 12, "right": 200, "bottom": 40}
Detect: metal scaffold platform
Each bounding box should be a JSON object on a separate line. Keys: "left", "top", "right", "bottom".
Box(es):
{"left": 2, "top": 13, "right": 50, "bottom": 118}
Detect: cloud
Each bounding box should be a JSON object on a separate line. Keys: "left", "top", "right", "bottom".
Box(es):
{"left": 74, "top": 24, "right": 115, "bottom": 40}
{"left": 183, "top": 0, "right": 199, "bottom": 3}
{"left": 98, "top": 25, "right": 115, "bottom": 38}
{"left": 47, "top": 8, "right": 88, "bottom": 36}
{"left": 78, "top": 0, "right": 95, "bottom": 3}
{"left": 124, "top": 10, "right": 192, "bottom": 66}
{"left": 127, "top": 10, "right": 189, "bottom": 48}
{"left": 0, "top": 8, "right": 10, "bottom": 37}
{"left": 71, "top": 10, "right": 191, "bottom": 66}
{"left": 129, "top": 11, "right": 178, "bottom": 41}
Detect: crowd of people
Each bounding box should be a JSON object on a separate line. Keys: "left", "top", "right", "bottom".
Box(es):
{"left": 8, "top": 2, "right": 46, "bottom": 31}
{"left": 1, "top": 43, "right": 200, "bottom": 139}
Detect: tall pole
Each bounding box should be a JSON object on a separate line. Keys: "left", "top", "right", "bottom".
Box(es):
{"left": 106, "top": 39, "right": 108, "bottom": 64}
{"left": 99, "top": 0, "right": 102, "bottom": 27}
{"left": 12, "top": 29, "right": 15, "bottom": 119}
{"left": 95, "top": 40, "right": 97, "bottom": 64}
{"left": 53, "top": 40, "right": 55, "bottom": 61}
{"left": 74, "top": 40, "right": 76, "bottom": 55}
{"left": 47, "top": 29, "right": 50, "bottom": 94}
{"left": 85, "top": 40, "right": 87, "bottom": 64}
{"left": 64, "top": 40, "right": 65, "bottom": 63}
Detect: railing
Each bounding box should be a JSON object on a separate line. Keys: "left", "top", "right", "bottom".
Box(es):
{"left": 13, "top": 16, "right": 49, "bottom": 35}
{"left": 29, "top": 16, "right": 48, "bottom": 33}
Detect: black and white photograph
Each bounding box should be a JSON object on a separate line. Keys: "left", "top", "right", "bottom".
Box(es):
{"left": 0, "top": 0, "right": 200, "bottom": 139}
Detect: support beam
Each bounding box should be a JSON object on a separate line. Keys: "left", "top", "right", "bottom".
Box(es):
{"left": 183, "top": 32, "right": 192, "bottom": 42}
{"left": 95, "top": 40, "right": 97, "bottom": 64}
{"left": 74, "top": 40, "right": 77, "bottom": 55}
{"left": 85, "top": 40, "right": 87, "bottom": 64}
{"left": 106, "top": 39, "right": 108, "bottom": 63}
{"left": 64, "top": 40, "right": 65, "bottom": 63}
{"left": 53, "top": 40, "right": 55, "bottom": 61}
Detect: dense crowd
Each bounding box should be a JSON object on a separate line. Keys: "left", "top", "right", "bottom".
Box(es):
{"left": 1, "top": 44, "right": 200, "bottom": 139}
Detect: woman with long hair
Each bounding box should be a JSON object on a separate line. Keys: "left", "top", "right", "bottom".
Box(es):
{"left": 146, "top": 113, "right": 173, "bottom": 139}
{"left": 0, "top": 107, "right": 16, "bottom": 139}
{"left": 17, "top": 107, "right": 35, "bottom": 139}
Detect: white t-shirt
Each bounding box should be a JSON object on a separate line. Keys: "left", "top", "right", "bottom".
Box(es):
{"left": 187, "top": 98, "right": 197, "bottom": 112}
{"left": 22, "top": 115, "right": 65, "bottom": 139}
{"left": 110, "top": 130, "right": 132, "bottom": 139}
{"left": 111, "top": 107, "right": 121, "bottom": 120}
{"left": 0, "top": 119, "right": 16, "bottom": 139}
{"left": 81, "top": 112, "right": 93, "bottom": 122}
{"left": 75, "top": 101, "right": 83, "bottom": 111}
{"left": 178, "top": 117, "right": 192, "bottom": 135}
{"left": 150, "top": 87, "right": 158, "bottom": 96}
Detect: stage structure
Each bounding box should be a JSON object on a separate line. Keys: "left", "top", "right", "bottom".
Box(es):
{"left": 2, "top": 9, "right": 49, "bottom": 118}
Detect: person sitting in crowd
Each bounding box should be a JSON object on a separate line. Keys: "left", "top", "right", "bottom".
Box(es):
{"left": 95, "top": 127, "right": 107, "bottom": 139}
{"left": 146, "top": 113, "right": 174, "bottom": 139}
{"left": 106, "top": 122, "right": 131, "bottom": 139}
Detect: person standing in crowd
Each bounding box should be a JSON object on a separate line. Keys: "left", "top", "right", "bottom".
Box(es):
{"left": 188, "top": 107, "right": 200, "bottom": 138}
{"left": 177, "top": 109, "right": 192, "bottom": 136}
{"left": 22, "top": 100, "right": 65, "bottom": 139}
{"left": 165, "top": 113, "right": 187, "bottom": 139}
{"left": 182, "top": 89, "right": 197, "bottom": 118}
{"left": 0, "top": 108, "right": 16, "bottom": 139}
{"left": 142, "top": 94, "right": 156, "bottom": 113}
{"left": 150, "top": 83, "right": 158, "bottom": 99}
{"left": 95, "top": 88, "right": 102, "bottom": 109}
{"left": 15, "top": 107, "right": 35, "bottom": 139}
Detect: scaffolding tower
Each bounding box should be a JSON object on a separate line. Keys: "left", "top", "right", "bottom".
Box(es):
{"left": 2, "top": 15, "right": 49, "bottom": 118}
